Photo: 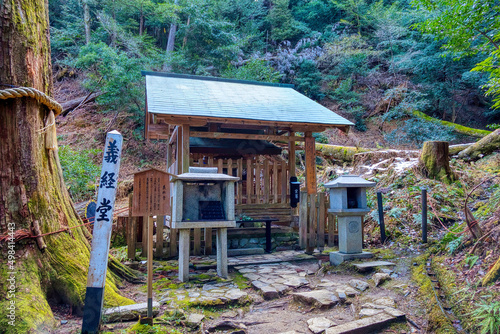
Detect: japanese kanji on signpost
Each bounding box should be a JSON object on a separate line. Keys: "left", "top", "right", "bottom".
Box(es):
{"left": 82, "top": 131, "right": 123, "bottom": 334}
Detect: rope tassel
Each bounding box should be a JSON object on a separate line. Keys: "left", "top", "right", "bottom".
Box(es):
{"left": 45, "top": 110, "right": 58, "bottom": 151}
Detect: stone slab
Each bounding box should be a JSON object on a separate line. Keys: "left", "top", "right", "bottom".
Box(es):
{"left": 102, "top": 302, "right": 160, "bottom": 323}
{"left": 307, "top": 317, "right": 337, "bottom": 334}
{"left": 293, "top": 290, "right": 340, "bottom": 308}
{"left": 325, "top": 313, "right": 396, "bottom": 334}
{"left": 372, "top": 273, "right": 391, "bottom": 286}
{"left": 186, "top": 313, "right": 205, "bottom": 328}
{"left": 228, "top": 247, "right": 265, "bottom": 257}
{"left": 330, "top": 252, "right": 373, "bottom": 266}
{"left": 348, "top": 279, "right": 370, "bottom": 291}
{"left": 352, "top": 261, "right": 395, "bottom": 272}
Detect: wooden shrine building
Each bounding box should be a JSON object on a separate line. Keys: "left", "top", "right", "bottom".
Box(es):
{"left": 139, "top": 71, "right": 353, "bottom": 256}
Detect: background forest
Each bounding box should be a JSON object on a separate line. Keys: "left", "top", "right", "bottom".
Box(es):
{"left": 49, "top": 0, "right": 499, "bottom": 148}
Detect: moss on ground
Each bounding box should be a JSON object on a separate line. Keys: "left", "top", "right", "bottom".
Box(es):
{"left": 411, "top": 255, "right": 457, "bottom": 334}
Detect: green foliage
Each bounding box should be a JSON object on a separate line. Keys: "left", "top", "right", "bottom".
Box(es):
{"left": 294, "top": 60, "right": 324, "bottom": 100}
{"left": 58, "top": 145, "right": 101, "bottom": 202}
{"left": 384, "top": 118, "right": 456, "bottom": 147}
{"left": 222, "top": 59, "right": 281, "bottom": 82}
{"left": 313, "top": 132, "right": 328, "bottom": 143}
{"left": 413, "top": 0, "right": 500, "bottom": 110}
{"left": 266, "top": 0, "right": 307, "bottom": 42}
{"left": 328, "top": 78, "right": 361, "bottom": 108}
{"left": 471, "top": 301, "right": 500, "bottom": 334}
{"left": 445, "top": 235, "right": 463, "bottom": 254}
{"left": 74, "top": 42, "right": 161, "bottom": 115}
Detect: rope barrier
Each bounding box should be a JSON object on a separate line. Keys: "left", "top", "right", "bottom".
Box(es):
{"left": 0, "top": 206, "right": 131, "bottom": 243}
{"left": 0, "top": 86, "right": 63, "bottom": 116}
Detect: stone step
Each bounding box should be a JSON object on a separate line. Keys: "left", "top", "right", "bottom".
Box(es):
{"left": 102, "top": 302, "right": 160, "bottom": 323}
{"left": 352, "top": 261, "right": 396, "bottom": 272}
{"left": 228, "top": 247, "right": 265, "bottom": 257}
{"left": 325, "top": 313, "right": 397, "bottom": 334}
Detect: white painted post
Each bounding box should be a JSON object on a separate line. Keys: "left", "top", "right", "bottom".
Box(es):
{"left": 82, "top": 131, "right": 123, "bottom": 334}
{"left": 178, "top": 229, "right": 191, "bottom": 282}
{"left": 216, "top": 228, "right": 228, "bottom": 278}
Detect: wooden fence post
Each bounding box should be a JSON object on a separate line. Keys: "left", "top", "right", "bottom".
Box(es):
{"left": 299, "top": 191, "right": 308, "bottom": 249}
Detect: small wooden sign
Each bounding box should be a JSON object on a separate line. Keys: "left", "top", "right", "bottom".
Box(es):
{"left": 132, "top": 168, "right": 170, "bottom": 216}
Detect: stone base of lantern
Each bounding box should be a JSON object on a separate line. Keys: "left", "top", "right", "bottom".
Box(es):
{"left": 329, "top": 251, "right": 373, "bottom": 266}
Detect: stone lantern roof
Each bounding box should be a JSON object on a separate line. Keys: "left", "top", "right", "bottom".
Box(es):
{"left": 324, "top": 175, "right": 376, "bottom": 188}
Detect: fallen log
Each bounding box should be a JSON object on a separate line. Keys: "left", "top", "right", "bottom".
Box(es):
{"left": 449, "top": 143, "right": 474, "bottom": 155}
{"left": 60, "top": 92, "right": 102, "bottom": 116}
{"left": 413, "top": 111, "right": 491, "bottom": 138}
{"left": 315, "top": 143, "right": 368, "bottom": 161}
{"left": 457, "top": 129, "right": 500, "bottom": 160}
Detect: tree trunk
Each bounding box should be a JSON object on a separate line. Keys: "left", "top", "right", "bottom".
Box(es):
{"left": 0, "top": 1, "right": 131, "bottom": 332}
{"left": 458, "top": 129, "right": 500, "bottom": 161}
{"left": 420, "top": 141, "right": 455, "bottom": 183}
{"left": 482, "top": 255, "right": 500, "bottom": 286}
{"left": 83, "top": 0, "right": 91, "bottom": 44}
{"left": 166, "top": 23, "right": 177, "bottom": 53}
{"left": 139, "top": 12, "right": 144, "bottom": 36}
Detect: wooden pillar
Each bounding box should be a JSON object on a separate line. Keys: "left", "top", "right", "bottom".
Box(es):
{"left": 306, "top": 193, "right": 317, "bottom": 254}
{"left": 147, "top": 216, "right": 154, "bottom": 316}
{"left": 318, "top": 193, "right": 326, "bottom": 251}
{"left": 263, "top": 160, "right": 270, "bottom": 204}
{"left": 288, "top": 133, "right": 296, "bottom": 178}
{"left": 141, "top": 216, "right": 148, "bottom": 257}
{"left": 176, "top": 126, "right": 182, "bottom": 175}
{"left": 299, "top": 191, "right": 308, "bottom": 249}
{"left": 155, "top": 216, "right": 164, "bottom": 258}
{"left": 182, "top": 124, "right": 190, "bottom": 173}
{"left": 304, "top": 131, "right": 316, "bottom": 195}
{"left": 247, "top": 158, "right": 253, "bottom": 204}
{"left": 127, "top": 194, "right": 137, "bottom": 259}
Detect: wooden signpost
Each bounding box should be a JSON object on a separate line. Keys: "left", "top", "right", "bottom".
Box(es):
{"left": 82, "top": 131, "right": 123, "bottom": 334}
{"left": 132, "top": 168, "right": 171, "bottom": 320}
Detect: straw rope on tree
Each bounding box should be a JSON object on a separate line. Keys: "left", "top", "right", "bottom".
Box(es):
{"left": 0, "top": 86, "right": 62, "bottom": 116}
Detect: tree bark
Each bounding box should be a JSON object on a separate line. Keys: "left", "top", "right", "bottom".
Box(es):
{"left": 420, "top": 141, "right": 455, "bottom": 182}
{"left": 457, "top": 129, "right": 500, "bottom": 161}
{"left": 83, "top": 0, "right": 91, "bottom": 44}
{"left": 0, "top": 1, "right": 130, "bottom": 332}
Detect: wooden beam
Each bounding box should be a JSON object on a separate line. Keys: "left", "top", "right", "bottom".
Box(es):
{"left": 168, "top": 126, "right": 179, "bottom": 145}
{"left": 153, "top": 114, "right": 338, "bottom": 132}
{"left": 148, "top": 124, "right": 170, "bottom": 133}
{"left": 182, "top": 124, "right": 190, "bottom": 173}
{"left": 190, "top": 131, "right": 304, "bottom": 142}
{"left": 304, "top": 132, "right": 317, "bottom": 194}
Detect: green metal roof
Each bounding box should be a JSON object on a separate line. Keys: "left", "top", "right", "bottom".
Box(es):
{"left": 143, "top": 72, "right": 353, "bottom": 127}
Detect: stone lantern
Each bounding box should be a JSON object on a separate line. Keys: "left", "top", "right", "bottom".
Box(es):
{"left": 324, "top": 175, "right": 376, "bottom": 265}
{"left": 172, "top": 167, "right": 239, "bottom": 281}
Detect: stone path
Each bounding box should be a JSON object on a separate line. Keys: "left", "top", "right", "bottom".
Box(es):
{"left": 158, "top": 281, "right": 250, "bottom": 308}
{"left": 190, "top": 250, "right": 316, "bottom": 270}
{"left": 236, "top": 262, "right": 311, "bottom": 299}
{"left": 229, "top": 259, "right": 408, "bottom": 333}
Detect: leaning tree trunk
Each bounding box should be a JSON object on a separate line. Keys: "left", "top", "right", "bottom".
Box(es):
{"left": 420, "top": 141, "right": 455, "bottom": 183}
{"left": 458, "top": 129, "right": 500, "bottom": 161}
{"left": 0, "top": 1, "right": 131, "bottom": 333}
